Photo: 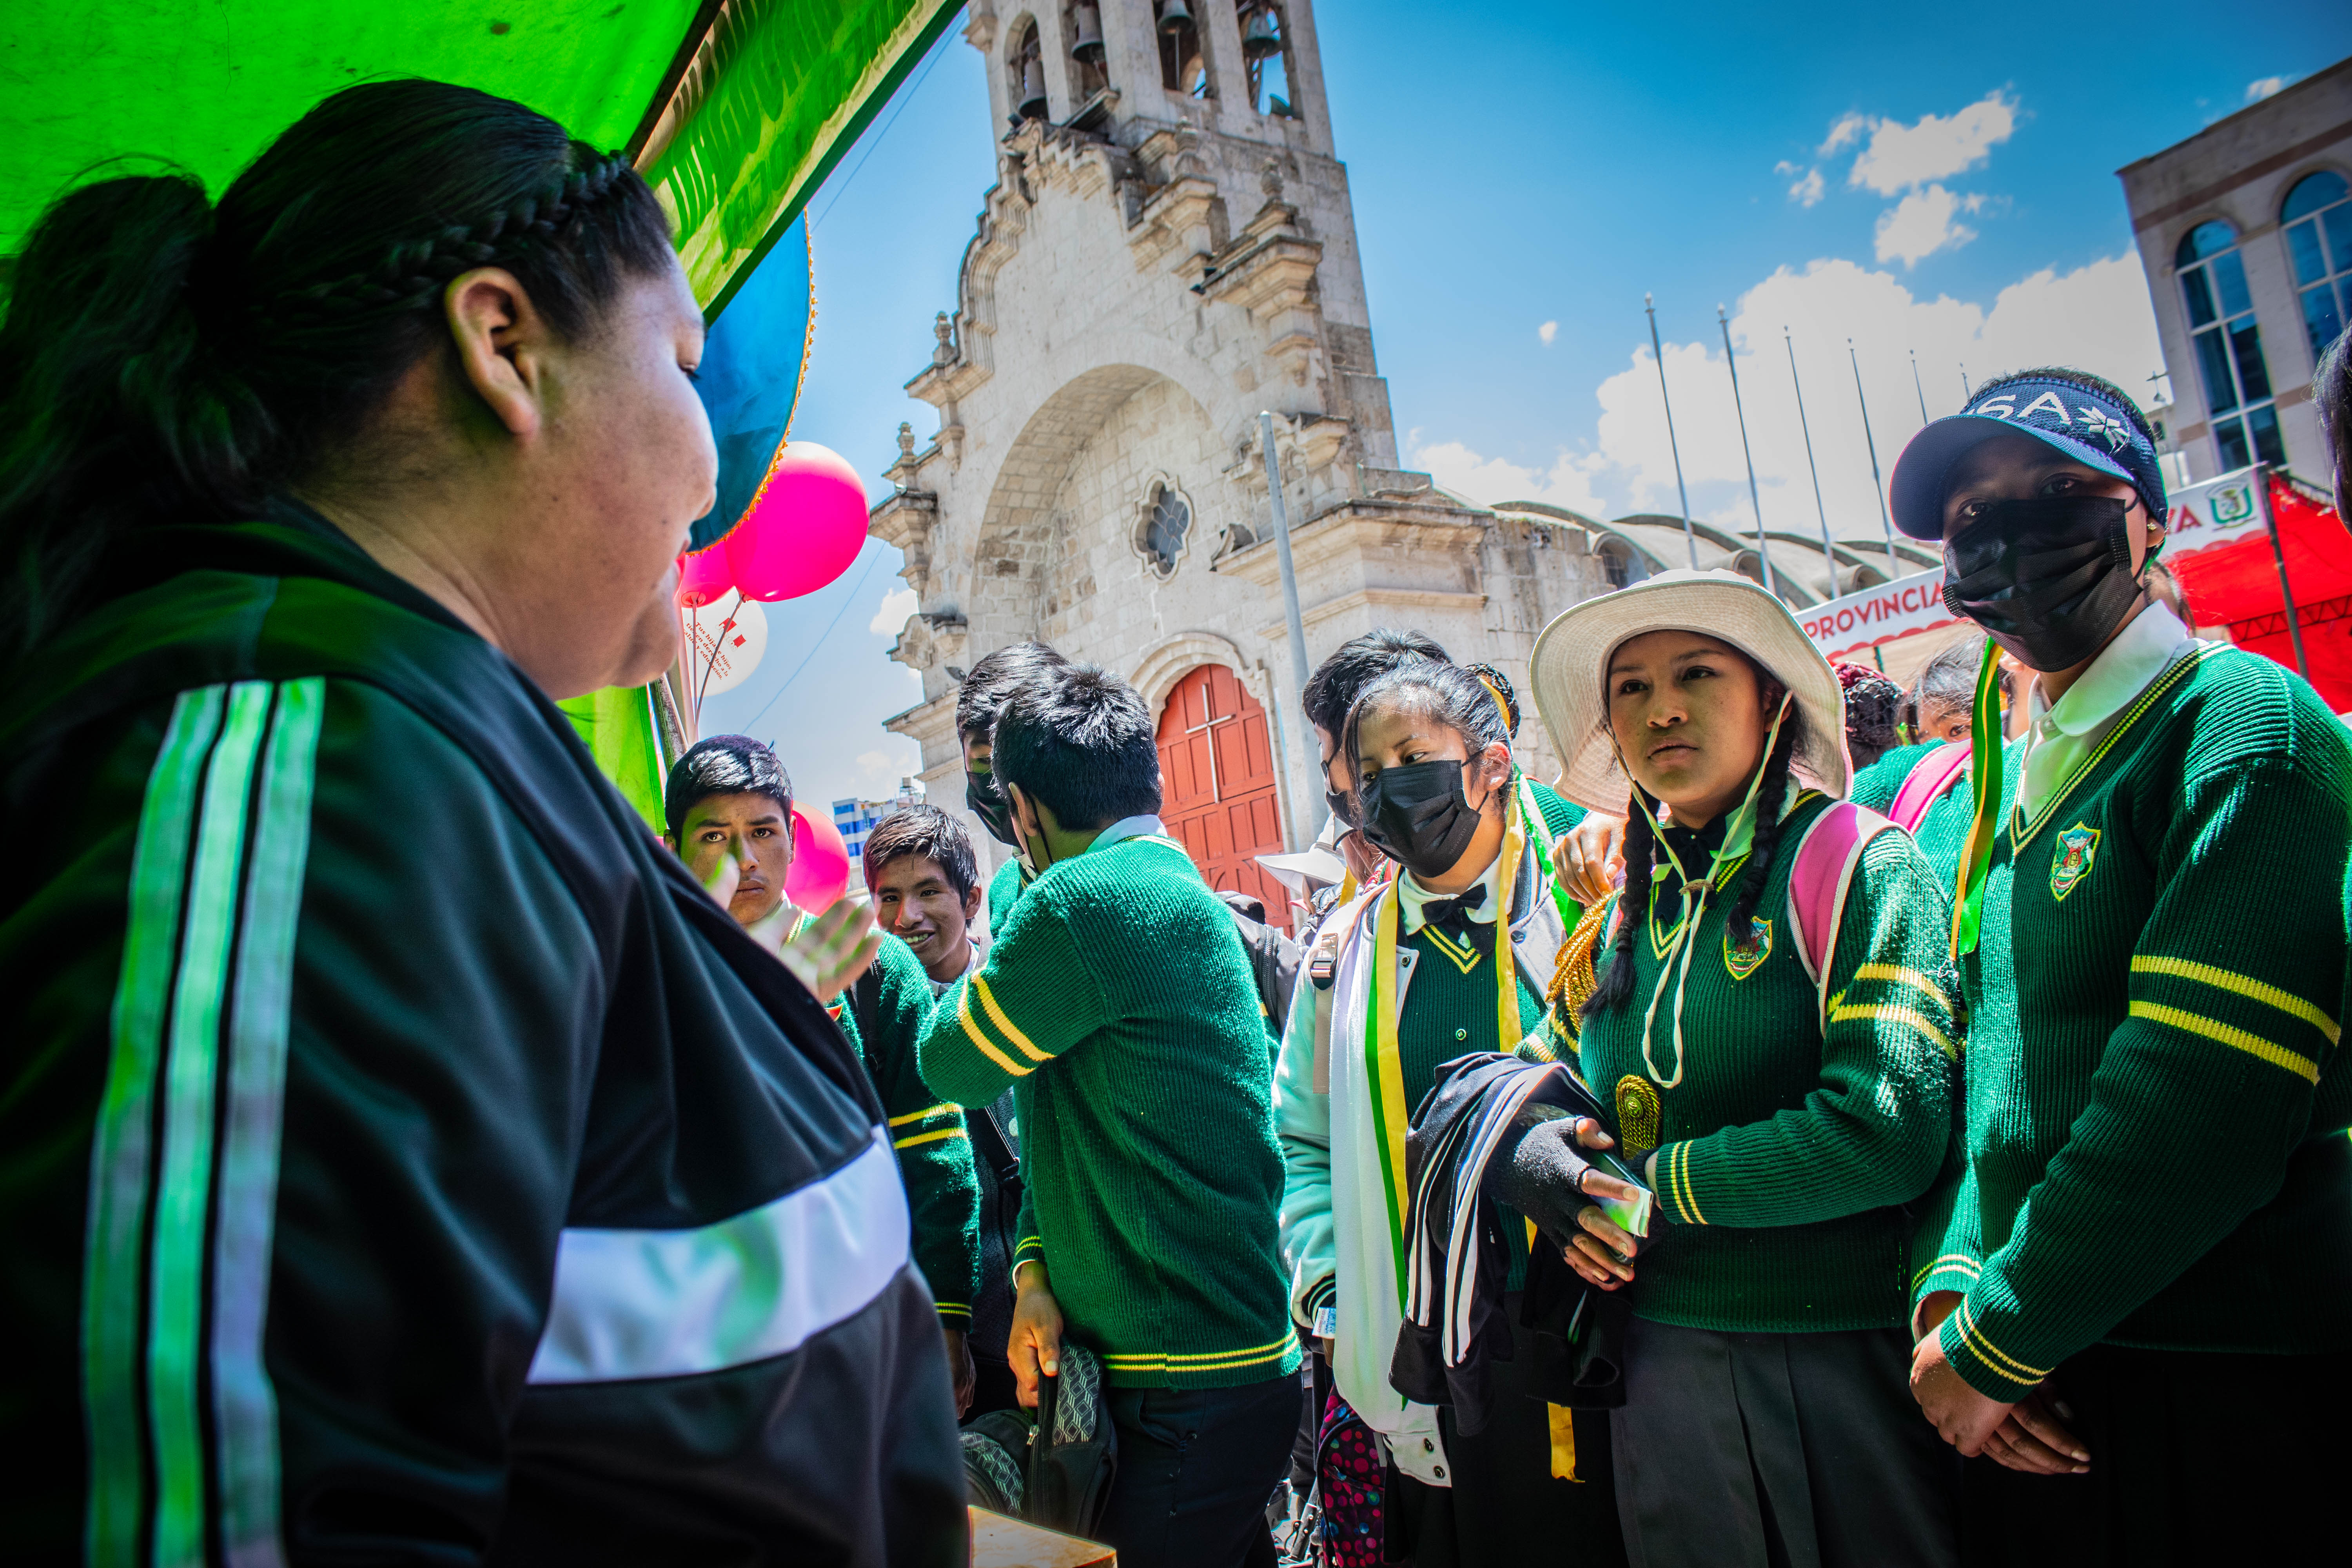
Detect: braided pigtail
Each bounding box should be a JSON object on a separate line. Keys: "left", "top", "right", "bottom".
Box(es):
{"left": 0, "top": 81, "right": 670, "bottom": 660}
{"left": 1461, "top": 662, "right": 1522, "bottom": 737}
{"left": 1724, "top": 710, "right": 1801, "bottom": 942}
{"left": 1582, "top": 795, "right": 1658, "bottom": 1019}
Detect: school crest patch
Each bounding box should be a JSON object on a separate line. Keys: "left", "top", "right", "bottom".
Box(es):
{"left": 2051, "top": 824, "right": 2101, "bottom": 901}
{"left": 1615, "top": 1074, "right": 1662, "bottom": 1157}
{"left": 1724, "top": 917, "right": 1773, "bottom": 980}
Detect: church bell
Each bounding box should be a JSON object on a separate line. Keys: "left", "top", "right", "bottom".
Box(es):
{"left": 1240, "top": 5, "right": 1282, "bottom": 59}
{"left": 1071, "top": 2, "right": 1105, "bottom": 64}
{"left": 1156, "top": 0, "right": 1193, "bottom": 36}
{"left": 1017, "top": 56, "right": 1047, "bottom": 119}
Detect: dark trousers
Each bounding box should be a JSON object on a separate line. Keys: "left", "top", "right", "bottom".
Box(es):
{"left": 1611, "top": 1318, "right": 1959, "bottom": 1568}
{"left": 1960, "top": 1342, "right": 2352, "bottom": 1566}
{"left": 1387, "top": 1296, "right": 1628, "bottom": 1567}
{"left": 1093, "top": 1373, "right": 1302, "bottom": 1568}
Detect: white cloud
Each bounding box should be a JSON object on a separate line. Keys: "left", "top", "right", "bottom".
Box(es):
{"left": 1788, "top": 167, "right": 1826, "bottom": 207}
{"left": 1539, "top": 320, "right": 1559, "bottom": 346}
{"left": 855, "top": 749, "right": 896, "bottom": 781}
{"left": 1874, "top": 185, "right": 1985, "bottom": 267}
{"left": 1410, "top": 251, "right": 2162, "bottom": 552}
{"left": 2245, "top": 75, "right": 2294, "bottom": 103}
{"left": 1819, "top": 113, "right": 1867, "bottom": 156}
{"left": 1845, "top": 91, "right": 2018, "bottom": 196}
{"left": 869, "top": 584, "right": 916, "bottom": 634}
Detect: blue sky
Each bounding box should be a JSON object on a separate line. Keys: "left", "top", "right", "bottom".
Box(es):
{"left": 703, "top": 0, "right": 2352, "bottom": 812}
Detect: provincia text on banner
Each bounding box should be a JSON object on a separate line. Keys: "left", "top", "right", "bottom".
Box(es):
{"left": 1799, "top": 570, "right": 1956, "bottom": 659}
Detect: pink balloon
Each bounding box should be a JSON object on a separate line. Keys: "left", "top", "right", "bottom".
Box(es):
{"left": 724, "top": 441, "right": 869, "bottom": 602}
{"left": 785, "top": 802, "right": 851, "bottom": 913}
{"left": 674, "top": 543, "right": 736, "bottom": 608}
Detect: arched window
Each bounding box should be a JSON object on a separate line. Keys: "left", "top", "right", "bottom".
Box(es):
{"left": 1135, "top": 479, "right": 1193, "bottom": 577}
{"left": 1155, "top": 0, "right": 1209, "bottom": 98}
{"left": 2174, "top": 220, "right": 2284, "bottom": 470}
{"left": 1007, "top": 18, "right": 1045, "bottom": 122}
{"left": 2283, "top": 170, "right": 2352, "bottom": 363}
{"left": 1063, "top": 0, "right": 1109, "bottom": 102}
{"left": 1237, "top": 0, "right": 1296, "bottom": 118}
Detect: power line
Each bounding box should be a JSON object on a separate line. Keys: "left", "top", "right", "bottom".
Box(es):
{"left": 809, "top": 17, "right": 959, "bottom": 232}
{"left": 732, "top": 550, "right": 886, "bottom": 735}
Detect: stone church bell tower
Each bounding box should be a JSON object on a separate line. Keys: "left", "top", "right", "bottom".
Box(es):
{"left": 870, "top": 0, "right": 1610, "bottom": 920}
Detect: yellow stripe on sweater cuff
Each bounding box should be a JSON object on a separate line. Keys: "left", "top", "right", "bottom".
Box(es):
{"left": 888, "top": 1101, "right": 960, "bottom": 1128}
{"left": 1831, "top": 1000, "right": 1959, "bottom": 1061}
{"left": 1943, "top": 1298, "right": 2050, "bottom": 1392}
{"left": 955, "top": 986, "right": 1032, "bottom": 1078}
{"left": 1850, "top": 963, "right": 1956, "bottom": 1015}
{"left": 2128, "top": 1001, "right": 2319, "bottom": 1083}
{"left": 973, "top": 975, "right": 1053, "bottom": 1063}
{"left": 893, "top": 1127, "right": 969, "bottom": 1150}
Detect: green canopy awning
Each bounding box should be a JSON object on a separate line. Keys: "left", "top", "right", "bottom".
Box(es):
{"left": 1, "top": 0, "right": 959, "bottom": 313}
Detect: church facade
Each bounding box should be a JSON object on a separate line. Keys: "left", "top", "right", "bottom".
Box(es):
{"left": 869, "top": 0, "right": 1622, "bottom": 919}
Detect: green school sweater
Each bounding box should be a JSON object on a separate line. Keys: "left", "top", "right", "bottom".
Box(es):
{"left": 917, "top": 831, "right": 1301, "bottom": 1388}
{"left": 836, "top": 933, "right": 984, "bottom": 1324}
{"left": 1391, "top": 782, "right": 1585, "bottom": 1293}
{"left": 1935, "top": 646, "right": 2352, "bottom": 1401}
{"left": 1577, "top": 793, "right": 1960, "bottom": 1332}
{"left": 985, "top": 855, "right": 1027, "bottom": 942}
{"left": 1851, "top": 738, "right": 2007, "bottom": 887}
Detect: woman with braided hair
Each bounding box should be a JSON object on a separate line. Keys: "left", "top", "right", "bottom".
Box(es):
{"left": 1272, "top": 660, "right": 1626, "bottom": 1566}
{"left": 1526, "top": 568, "right": 1962, "bottom": 1567}
{"left": 0, "top": 81, "right": 964, "bottom": 1563}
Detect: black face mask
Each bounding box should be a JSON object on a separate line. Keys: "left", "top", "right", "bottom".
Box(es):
{"left": 1942, "top": 495, "right": 2143, "bottom": 672}
{"left": 965, "top": 769, "right": 1018, "bottom": 848}
{"left": 1359, "top": 760, "right": 1490, "bottom": 879}
{"left": 1324, "top": 787, "right": 1359, "bottom": 829}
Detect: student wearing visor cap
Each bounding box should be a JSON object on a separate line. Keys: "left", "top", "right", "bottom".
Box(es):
{"left": 1891, "top": 367, "right": 2352, "bottom": 1561}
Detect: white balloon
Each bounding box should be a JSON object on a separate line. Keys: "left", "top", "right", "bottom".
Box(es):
{"left": 682, "top": 591, "right": 769, "bottom": 697}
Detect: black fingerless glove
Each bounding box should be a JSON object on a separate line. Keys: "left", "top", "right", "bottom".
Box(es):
{"left": 1486, "top": 1105, "right": 1600, "bottom": 1251}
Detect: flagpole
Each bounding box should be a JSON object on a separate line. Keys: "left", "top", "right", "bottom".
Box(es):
{"left": 1910, "top": 348, "right": 1931, "bottom": 425}
{"left": 1719, "top": 305, "right": 1775, "bottom": 596}
{"left": 1849, "top": 339, "right": 1898, "bottom": 575}
{"left": 1786, "top": 327, "right": 1838, "bottom": 584}
{"left": 1647, "top": 293, "right": 1699, "bottom": 569}
{"left": 1960, "top": 362, "right": 1971, "bottom": 400}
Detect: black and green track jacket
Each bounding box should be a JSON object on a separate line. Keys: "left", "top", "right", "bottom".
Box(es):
{"left": 0, "top": 507, "right": 965, "bottom": 1564}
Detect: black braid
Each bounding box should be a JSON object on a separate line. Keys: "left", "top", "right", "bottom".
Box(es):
{"left": 273, "top": 150, "right": 636, "bottom": 322}
{"left": 1460, "top": 661, "right": 1522, "bottom": 737}
{"left": 1582, "top": 795, "right": 1659, "bottom": 1019}
{"left": 1724, "top": 713, "right": 1801, "bottom": 943}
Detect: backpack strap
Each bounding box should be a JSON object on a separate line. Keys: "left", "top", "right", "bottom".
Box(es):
{"left": 1887, "top": 740, "right": 1971, "bottom": 833}
{"left": 1784, "top": 801, "right": 1901, "bottom": 1032}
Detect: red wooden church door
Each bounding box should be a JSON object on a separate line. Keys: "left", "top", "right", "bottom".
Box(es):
{"left": 1156, "top": 664, "right": 1290, "bottom": 931}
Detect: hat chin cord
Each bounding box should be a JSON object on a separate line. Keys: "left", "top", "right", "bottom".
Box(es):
{"left": 1615, "top": 693, "right": 1793, "bottom": 1090}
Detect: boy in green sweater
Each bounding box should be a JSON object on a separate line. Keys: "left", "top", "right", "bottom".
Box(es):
{"left": 664, "top": 738, "right": 984, "bottom": 1413}
{"left": 916, "top": 664, "right": 1300, "bottom": 1568}
{"left": 1889, "top": 368, "right": 2352, "bottom": 1559}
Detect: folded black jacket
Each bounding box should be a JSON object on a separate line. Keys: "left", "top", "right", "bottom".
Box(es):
{"left": 1391, "top": 1053, "right": 1640, "bottom": 1432}
{"left": 0, "top": 508, "right": 964, "bottom": 1564}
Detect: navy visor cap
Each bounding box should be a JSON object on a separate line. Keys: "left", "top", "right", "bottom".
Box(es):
{"left": 1889, "top": 374, "right": 2168, "bottom": 539}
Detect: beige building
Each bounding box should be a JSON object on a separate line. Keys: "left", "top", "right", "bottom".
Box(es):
{"left": 867, "top": 0, "right": 1626, "bottom": 916}
{"left": 2120, "top": 58, "right": 2352, "bottom": 484}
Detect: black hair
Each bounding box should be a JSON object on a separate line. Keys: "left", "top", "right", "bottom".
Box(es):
{"left": 1583, "top": 654, "right": 1799, "bottom": 1019}
{"left": 1301, "top": 628, "right": 1451, "bottom": 740}
{"left": 992, "top": 663, "right": 1161, "bottom": 832}
{"left": 861, "top": 804, "right": 979, "bottom": 901}
{"left": 664, "top": 734, "right": 793, "bottom": 841}
{"left": 0, "top": 79, "right": 674, "bottom": 658}
{"left": 2319, "top": 330, "right": 2352, "bottom": 510}
{"left": 1842, "top": 671, "right": 1903, "bottom": 769}
{"left": 956, "top": 641, "right": 1067, "bottom": 745}
{"left": 1339, "top": 660, "right": 1515, "bottom": 777}
{"left": 1904, "top": 637, "right": 2012, "bottom": 734}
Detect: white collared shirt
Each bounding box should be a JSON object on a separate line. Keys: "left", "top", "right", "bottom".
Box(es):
{"left": 1397, "top": 848, "right": 1503, "bottom": 938}
{"left": 926, "top": 938, "right": 981, "bottom": 1000}
{"left": 2020, "top": 602, "right": 2204, "bottom": 818}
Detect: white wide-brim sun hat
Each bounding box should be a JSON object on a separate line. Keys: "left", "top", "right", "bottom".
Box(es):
{"left": 1530, "top": 568, "right": 1853, "bottom": 814}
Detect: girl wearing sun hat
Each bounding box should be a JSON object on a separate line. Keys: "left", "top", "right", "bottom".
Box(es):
{"left": 1887, "top": 368, "right": 2352, "bottom": 1559}
{"left": 1528, "top": 568, "right": 1962, "bottom": 1567}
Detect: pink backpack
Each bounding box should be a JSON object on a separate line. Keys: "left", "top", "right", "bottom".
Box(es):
{"left": 1886, "top": 740, "right": 1971, "bottom": 833}
{"left": 1785, "top": 800, "right": 1903, "bottom": 1030}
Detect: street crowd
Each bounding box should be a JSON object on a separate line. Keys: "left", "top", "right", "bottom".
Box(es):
{"left": 5, "top": 75, "right": 2351, "bottom": 1568}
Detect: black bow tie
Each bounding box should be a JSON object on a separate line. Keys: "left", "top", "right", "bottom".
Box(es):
{"left": 1419, "top": 893, "right": 1493, "bottom": 938}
